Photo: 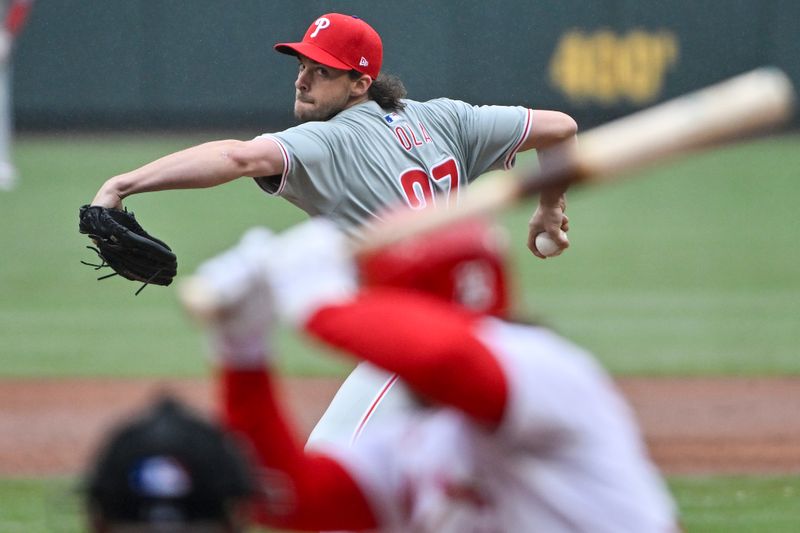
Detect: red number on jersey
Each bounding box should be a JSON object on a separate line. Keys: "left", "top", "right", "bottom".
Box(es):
{"left": 399, "top": 157, "right": 460, "bottom": 210}
{"left": 431, "top": 158, "right": 459, "bottom": 208}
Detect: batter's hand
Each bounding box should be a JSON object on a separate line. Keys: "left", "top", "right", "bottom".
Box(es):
{"left": 193, "top": 228, "right": 276, "bottom": 369}
{"left": 264, "top": 218, "right": 358, "bottom": 326}
{"left": 528, "top": 191, "right": 570, "bottom": 258}
{"left": 182, "top": 219, "right": 356, "bottom": 340}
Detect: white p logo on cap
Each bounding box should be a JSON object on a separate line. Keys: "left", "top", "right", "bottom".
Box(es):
{"left": 310, "top": 17, "right": 330, "bottom": 38}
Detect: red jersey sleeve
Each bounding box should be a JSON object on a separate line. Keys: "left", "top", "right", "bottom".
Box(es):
{"left": 220, "top": 368, "right": 377, "bottom": 530}
{"left": 305, "top": 288, "right": 508, "bottom": 425}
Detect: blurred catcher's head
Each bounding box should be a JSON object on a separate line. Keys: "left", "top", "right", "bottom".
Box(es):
{"left": 359, "top": 218, "right": 511, "bottom": 317}
{"left": 85, "top": 395, "right": 255, "bottom": 532}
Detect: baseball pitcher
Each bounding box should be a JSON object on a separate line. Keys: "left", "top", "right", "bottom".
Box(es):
{"left": 82, "top": 12, "right": 577, "bottom": 446}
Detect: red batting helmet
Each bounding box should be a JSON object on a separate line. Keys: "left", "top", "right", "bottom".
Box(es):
{"left": 358, "top": 218, "right": 511, "bottom": 317}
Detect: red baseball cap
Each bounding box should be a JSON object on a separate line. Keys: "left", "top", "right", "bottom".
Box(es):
{"left": 274, "top": 13, "right": 382, "bottom": 79}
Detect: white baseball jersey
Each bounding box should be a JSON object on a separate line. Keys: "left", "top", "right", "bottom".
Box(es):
{"left": 306, "top": 357, "right": 417, "bottom": 447}
{"left": 317, "top": 319, "right": 676, "bottom": 533}
{"left": 256, "top": 98, "right": 532, "bottom": 233}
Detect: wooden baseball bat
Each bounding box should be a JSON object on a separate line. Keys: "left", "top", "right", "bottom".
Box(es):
{"left": 355, "top": 66, "right": 795, "bottom": 255}
{"left": 179, "top": 67, "right": 794, "bottom": 320}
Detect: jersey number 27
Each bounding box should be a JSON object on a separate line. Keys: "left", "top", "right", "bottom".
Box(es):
{"left": 399, "top": 157, "right": 460, "bottom": 210}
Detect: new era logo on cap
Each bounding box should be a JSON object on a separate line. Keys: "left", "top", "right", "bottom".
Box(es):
{"left": 274, "top": 13, "right": 383, "bottom": 79}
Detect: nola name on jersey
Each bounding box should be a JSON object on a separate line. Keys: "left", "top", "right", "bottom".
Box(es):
{"left": 384, "top": 112, "right": 434, "bottom": 152}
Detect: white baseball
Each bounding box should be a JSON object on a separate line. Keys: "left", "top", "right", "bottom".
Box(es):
{"left": 534, "top": 232, "right": 563, "bottom": 257}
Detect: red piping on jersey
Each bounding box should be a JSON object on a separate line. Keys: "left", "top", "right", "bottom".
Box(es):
{"left": 263, "top": 135, "right": 291, "bottom": 195}
{"left": 504, "top": 108, "right": 533, "bottom": 170}
{"left": 351, "top": 373, "right": 400, "bottom": 445}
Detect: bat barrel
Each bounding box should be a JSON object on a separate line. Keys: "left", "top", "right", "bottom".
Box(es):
{"left": 357, "top": 67, "right": 795, "bottom": 256}
{"left": 576, "top": 67, "right": 795, "bottom": 181}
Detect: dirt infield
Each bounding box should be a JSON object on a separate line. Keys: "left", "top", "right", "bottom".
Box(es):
{"left": 1, "top": 377, "right": 799, "bottom": 477}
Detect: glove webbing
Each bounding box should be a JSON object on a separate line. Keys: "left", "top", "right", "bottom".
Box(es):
{"left": 80, "top": 245, "right": 167, "bottom": 296}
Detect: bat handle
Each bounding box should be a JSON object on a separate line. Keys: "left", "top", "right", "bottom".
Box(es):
{"left": 352, "top": 174, "right": 521, "bottom": 257}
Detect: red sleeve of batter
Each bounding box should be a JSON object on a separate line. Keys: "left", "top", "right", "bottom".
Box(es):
{"left": 305, "top": 288, "right": 508, "bottom": 426}
{"left": 220, "top": 368, "right": 377, "bottom": 530}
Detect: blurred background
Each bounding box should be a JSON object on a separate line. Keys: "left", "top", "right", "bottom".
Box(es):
{"left": 13, "top": 0, "right": 800, "bottom": 131}
{"left": 2, "top": 1, "right": 799, "bottom": 532}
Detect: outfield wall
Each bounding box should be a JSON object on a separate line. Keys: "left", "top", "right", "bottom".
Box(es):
{"left": 12, "top": 0, "right": 800, "bottom": 131}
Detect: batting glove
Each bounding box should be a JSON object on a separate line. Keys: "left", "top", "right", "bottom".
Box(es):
{"left": 194, "top": 227, "right": 276, "bottom": 369}
{"left": 264, "top": 217, "right": 357, "bottom": 327}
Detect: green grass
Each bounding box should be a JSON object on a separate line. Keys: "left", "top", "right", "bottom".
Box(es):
{"left": 669, "top": 476, "right": 800, "bottom": 532}
{"left": 0, "top": 477, "right": 282, "bottom": 532}
{"left": 3, "top": 475, "right": 799, "bottom": 532}
{"left": 0, "top": 478, "right": 83, "bottom": 533}
{"left": 1, "top": 133, "right": 799, "bottom": 376}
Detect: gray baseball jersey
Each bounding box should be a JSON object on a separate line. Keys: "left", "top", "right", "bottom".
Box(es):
{"left": 256, "top": 97, "right": 534, "bottom": 451}
{"left": 255, "top": 98, "right": 533, "bottom": 234}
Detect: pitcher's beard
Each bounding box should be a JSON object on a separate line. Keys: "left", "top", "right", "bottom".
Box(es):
{"left": 294, "top": 94, "right": 349, "bottom": 122}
